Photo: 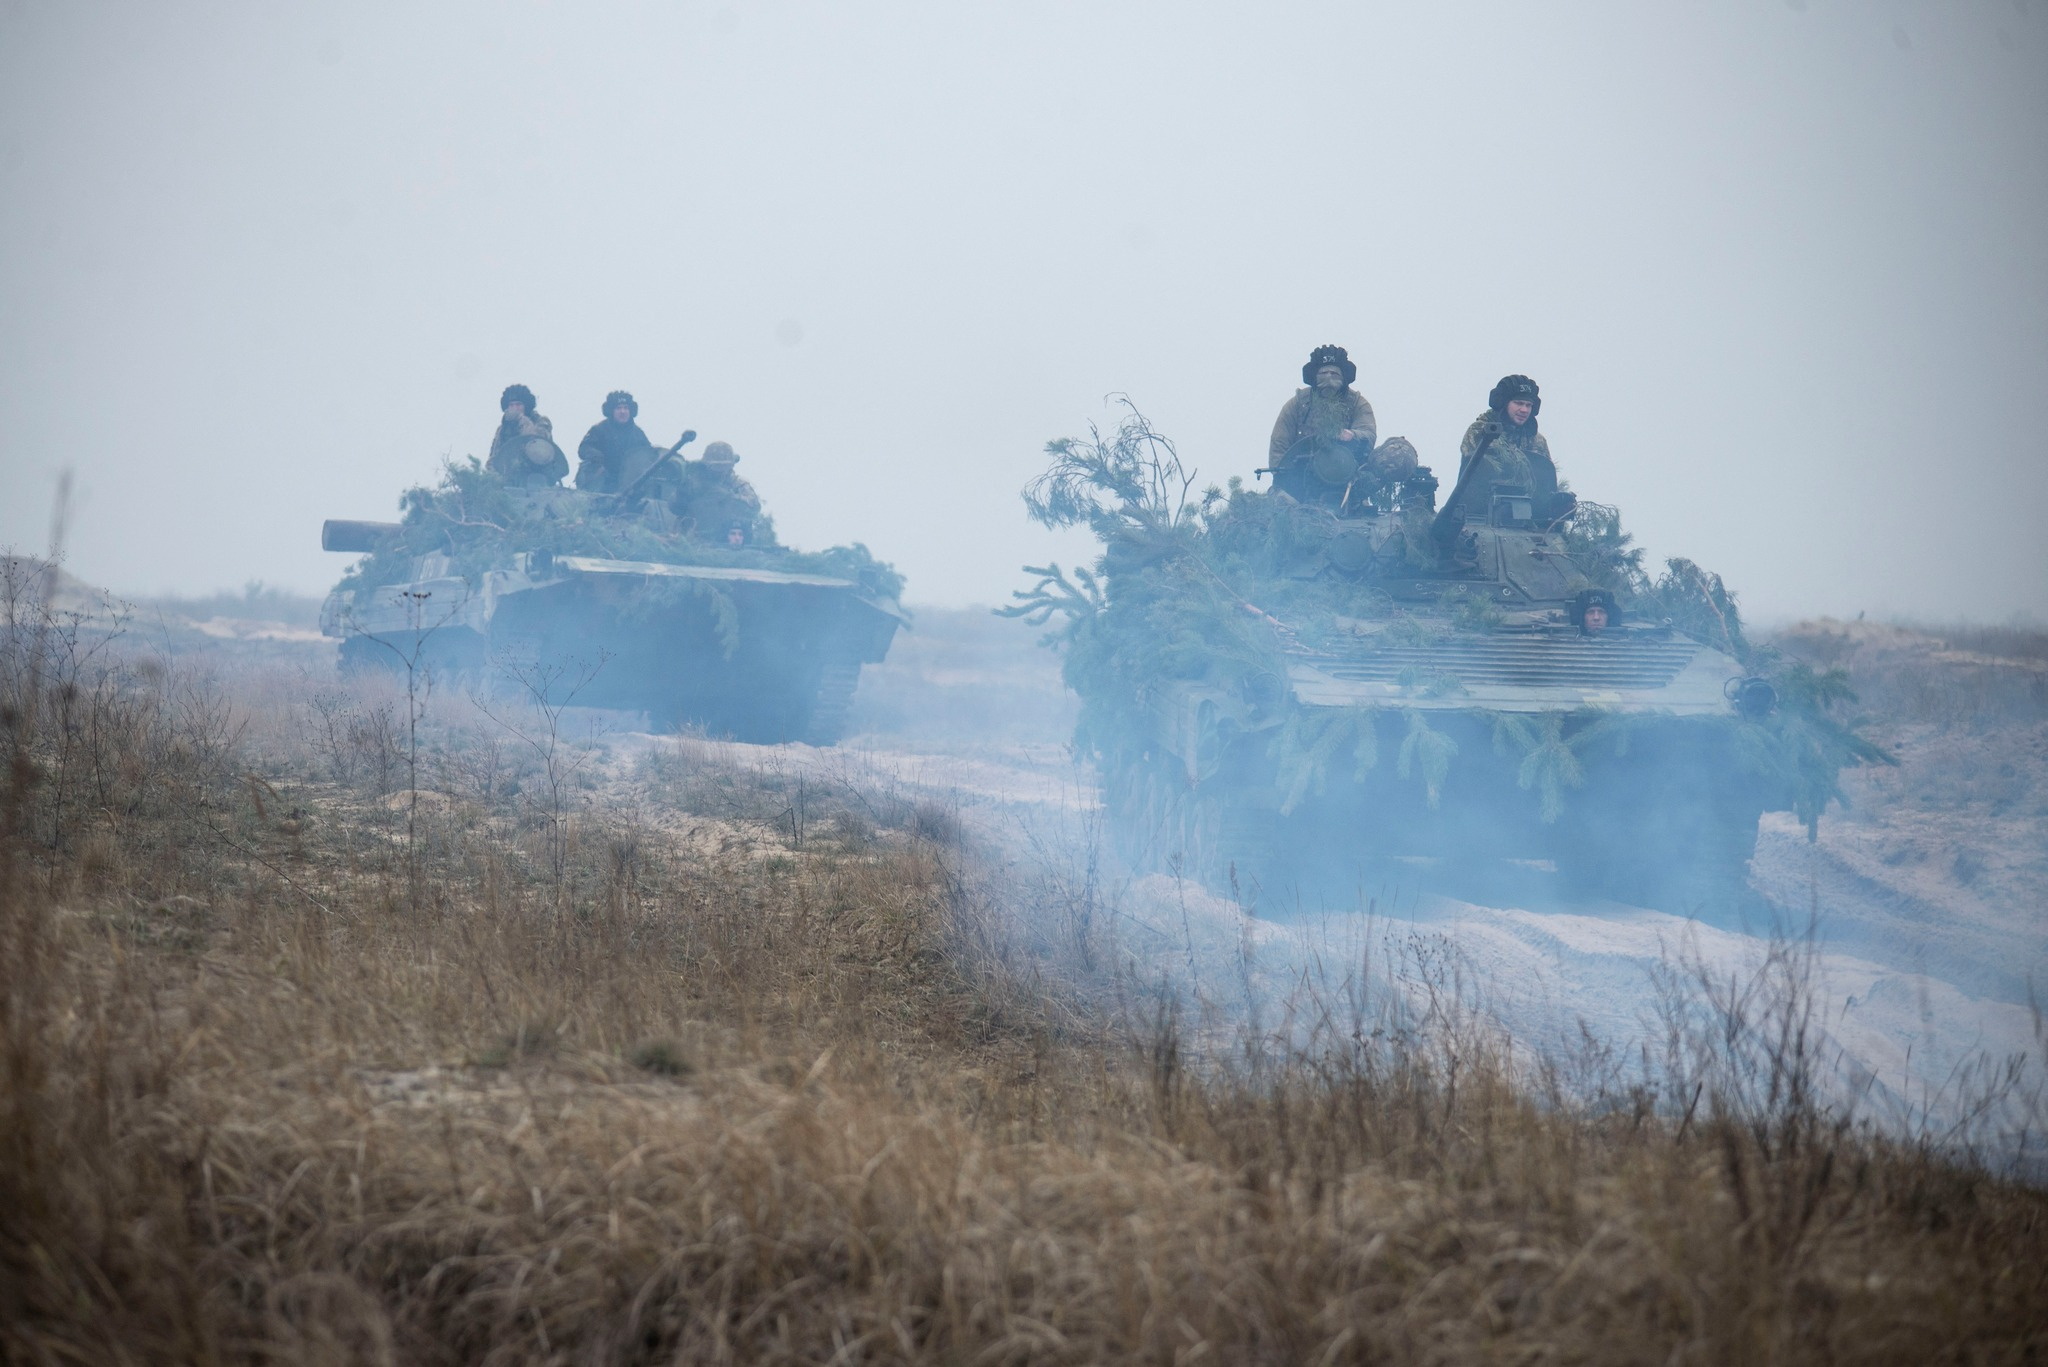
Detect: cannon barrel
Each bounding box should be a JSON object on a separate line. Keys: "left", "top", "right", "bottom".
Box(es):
{"left": 322, "top": 519, "right": 401, "bottom": 553}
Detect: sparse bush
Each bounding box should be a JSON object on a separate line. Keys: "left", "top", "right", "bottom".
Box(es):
{"left": 627, "top": 1039, "right": 694, "bottom": 1077}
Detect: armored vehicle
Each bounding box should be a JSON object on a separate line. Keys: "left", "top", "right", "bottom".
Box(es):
{"left": 320, "top": 470, "right": 904, "bottom": 745}
{"left": 1009, "top": 408, "right": 1877, "bottom": 908}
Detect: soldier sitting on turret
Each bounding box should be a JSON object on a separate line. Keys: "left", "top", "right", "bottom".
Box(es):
{"left": 485, "top": 384, "right": 569, "bottom": 487}
{"left": 673, "top": 441, "right": 763, "bottom": 544}
{"left": 1443, "top": 374, "right": 1576, "bottom": 526}
{"left": 576, "top": 389, "right": 662, "bottom": 493}
{"left": 1268, "top": 344, "right": 1416, "bottom": 509}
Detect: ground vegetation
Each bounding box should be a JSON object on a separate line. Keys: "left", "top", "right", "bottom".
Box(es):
{"left": 2, "top": 557, "right": 2044, "bottom": 1363}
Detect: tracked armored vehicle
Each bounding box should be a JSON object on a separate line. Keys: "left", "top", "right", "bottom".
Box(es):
{"left": 320, "top": 472, "right": 904, "bottom": 744}
{"left": 1009, "top": 408, "right": 1872, "bottom": 908}
{"left": 1108, "top": 484, "right": 1776, "bottom": 904}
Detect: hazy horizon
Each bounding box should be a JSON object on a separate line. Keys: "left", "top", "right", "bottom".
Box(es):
{"left": 3, "top": 1, "right": 2044, "bottom": 623}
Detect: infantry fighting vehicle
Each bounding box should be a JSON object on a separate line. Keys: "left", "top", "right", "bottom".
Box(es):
{"left": 1009, "top": 414, "right": 1851, "bottom": 908}
{"left": 320, "top": 474, "right": 904, "bottom": 744}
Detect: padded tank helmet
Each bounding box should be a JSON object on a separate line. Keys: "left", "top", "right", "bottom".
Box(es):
{"left": 1302, "top": 344, "right": 1357, "bottom": 386}
{"left": 1488, "top": 374, "right": 1541, "bottom": 417}
{"left": 500, "top": 383, "right": 537, "bottom": 412}
{"left": 603, "top": 390, "right": 639, "bottom": 419}
{"left": 1569, "top": 587, "right": 1620, "bottom": 631}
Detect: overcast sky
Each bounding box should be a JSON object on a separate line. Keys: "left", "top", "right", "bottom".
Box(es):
{"left": 2, "top": 0, "right": 2043, "bottom": 622}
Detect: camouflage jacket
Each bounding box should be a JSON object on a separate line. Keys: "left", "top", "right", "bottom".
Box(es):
{"left": 673, "top": 463, "right": 763, "bottom": 540}
{"left": 485, "top": 412, "right": 568, "bottom": 486}
{"left": 1269, "top": 387, "right": 1377, "bottom": 468}
{"left": 1451, "top": 411, "right": 1557, "bottom": 513}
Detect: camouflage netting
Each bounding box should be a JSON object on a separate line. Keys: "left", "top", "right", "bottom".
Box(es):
{"left": 339, "top": 458, "right": 905, "bottom": 602}
{"left": 1004, "top": 402, "right": 1888, "bottom": 836}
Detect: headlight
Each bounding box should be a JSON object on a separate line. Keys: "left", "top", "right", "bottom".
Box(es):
{"left": 1724, "top": 676, "right": 1777, "bottom": 719}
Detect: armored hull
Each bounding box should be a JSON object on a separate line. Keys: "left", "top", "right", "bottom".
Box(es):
{"left": 1010, "top": 406, "right": 1873, "bottom": 911}
{"left": 320, "top": 483, "right": 904, "bottom": 744}
{"left": 1095, "top": 502, "right": 1779, "bottom": 907}
{"left": 1114, "top": 623, "right": 1766, "bottom": 907}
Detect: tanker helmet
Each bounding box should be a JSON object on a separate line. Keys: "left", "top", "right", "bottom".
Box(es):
{"left": 1302, "top": 344, "right": 1357, "bottom": 386}
{"left": 1311, "top": 444, "right": 1360, "bottom": 486}
{"left": 1569, "top": 587, "right": 1619, "bottom": 630}
{"left": 1488, "top": 374, "right": 1541, "bottom": 417}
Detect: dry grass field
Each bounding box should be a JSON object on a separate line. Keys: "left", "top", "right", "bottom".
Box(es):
{"left": 3, "top": 566, "right": 2046, "bottom": 1364}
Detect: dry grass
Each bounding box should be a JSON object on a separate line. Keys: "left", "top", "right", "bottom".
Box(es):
{"left": 4, "top": 571, "right": 2047, "bottom": 1363}
{"left": 1774, "top": 618, "right": 2048, "bottom": 730}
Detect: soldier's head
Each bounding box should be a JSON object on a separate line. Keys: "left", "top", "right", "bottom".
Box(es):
{"left": 1303, "top": 345, "right": 1356, "bottom": 394}
{"left": 702, "top": 441, "right": 740, "bottom": 475}
{"left": 1489, "top": 374, "right": 1541, "bottom": 426}
{"left": 1571, "top": 588, "right": 1618, "bottom": 635}
{"left": 500, "top": 383, "right": 536, "bottom": 418}
{"left": 725, "top": 521, "right": 748, "bottom": 548}
{"left": 603, "top": 390, "right": 639, "bottom": 424}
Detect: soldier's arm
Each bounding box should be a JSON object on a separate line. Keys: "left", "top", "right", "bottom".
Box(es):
{"left": 1348, "top": 395, "right": 1377, "bottom": 449}
{"left": 1531, "top": 434, "right": 1559, "bottom": 503}
{"left": 1458, "top": 417, "right": 1490, "bottom": 465}
{"left": 1269, "top": 393, "right": 1303, "bottom": 466}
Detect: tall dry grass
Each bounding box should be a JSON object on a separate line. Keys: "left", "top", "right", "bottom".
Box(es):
{"left": 3, "top": 564, "right": 2046, "bottom": 1364}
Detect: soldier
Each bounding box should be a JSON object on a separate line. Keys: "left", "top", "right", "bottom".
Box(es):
{"left": 1444, "top": 374, "right": 1574, "bottom": 525}
{"left": 575, "top": 390, "right": 660, "bottom": 493}
{"left": 1267, "top": 344, "right": 1414, "bottom": 507}
{"left": 1571, "top": 587, "right": 1618, "bottom": 636}
{"left": 675, "top": 441, "right": 763, "bottom": 543}
{"left": 485, "top": 384, "right": 568, "bottom": 486}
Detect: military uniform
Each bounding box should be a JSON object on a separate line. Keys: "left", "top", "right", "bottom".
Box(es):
{"left": 576, "top": 390, "right": 660, "bottom": 493}
{"left": 1268, "top": 387, "right": 1378, "bottom": 471}
{"left": 674, "top": 448, "right": 762, "bottom": 542}
{"left": 487, "top": 411, "right": 569, "bottom": 486}
{"left": 1439, "top": 374, "right": 1563, "bottom": 527}
{"left": 1266, "top": 345, "right": 1418, "bottom": 508}
{"left": 486, "top": 385, "right": 569, "bottom": 486}
{"left": 1451, "top": 411, "right": 1558, "bottom": 513}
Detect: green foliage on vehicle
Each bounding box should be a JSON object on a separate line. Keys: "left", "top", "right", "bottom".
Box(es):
{"left": 1008, "top": 402, "right": 1887, "bottom": 836}
{"left": 340, "top": 458, "right": 906, "bottom": 602}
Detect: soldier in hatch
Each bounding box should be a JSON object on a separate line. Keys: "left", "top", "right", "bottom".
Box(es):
{"left": 674, "top": 441, "right": 763, "bottom": 544}
{"left": 485, "top": 384, "right": 569, "bottom": 486}
{"left": 1267, "top": 344, "right": 1414, "bottom": 507}
{"left": 1443, "top": 374, "right": 1575, "bottom": 526}
{"left": 575, "top": 389, "right": 660, "bottom": 493}
{"left": 1571, "top": 587, "right": 1618, "bottom": 636}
